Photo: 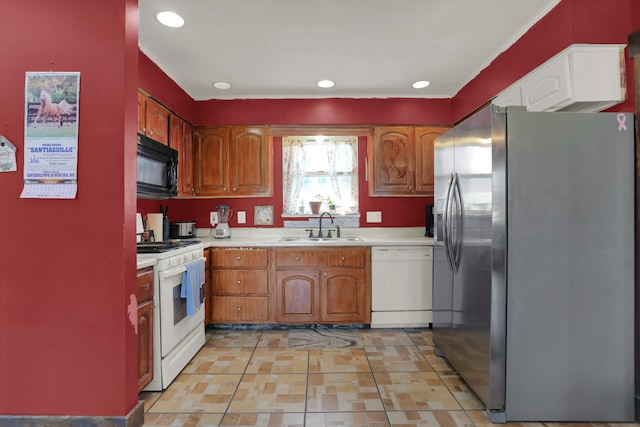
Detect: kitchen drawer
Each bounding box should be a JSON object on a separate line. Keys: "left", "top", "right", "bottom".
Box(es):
{"left": 212, "top": 270, "right": 268, "bottom": 294}
{"left": 212, "top": 296, "right": 270, "bottom": 322}
{"left": 318, "top": 249, "right": 366, "bottom": 267}
{"left": 136, "top": 266, "right": 154, "bottom": 302}
{"left": 211, "top": 248, "right": 268, "bottom": 268}
{"left": 276, "top": 250, "right": 319, "bottom": 266}
{"left": 276, "top": 248, "right": 366, "bottom": 268}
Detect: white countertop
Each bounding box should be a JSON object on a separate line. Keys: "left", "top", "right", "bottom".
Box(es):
{"left": 136, "top": 257, "right": 157, "bottom": 270}
{"left": 137, "top": 227, "right": 433, "bottom": 268}
{"left": 194, "top": 226, "right": 434, "bottom": 248}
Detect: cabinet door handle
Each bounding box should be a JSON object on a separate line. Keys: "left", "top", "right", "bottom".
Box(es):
{"left": 341, "top": 256, "right": 345, "bottom": 261}
{"left": 236, "top": 256, "right": 241, "bottom": 261}
{"left": 236, "top": 280, "right": 241, "bottom": 285}
{"left": 314, "top": 273, "right": 318, "bottom": 277}
{"left": 295, "top": 256, "right": 300, "bottom": 261}
{"left": 323, "top": 271, "right": 327, "bottom": 276}
{"left": 237, "top": 307, "right": 241, "bottom": 312}
{"left": 233, "top": 187, "right": 237, "bottom": 191}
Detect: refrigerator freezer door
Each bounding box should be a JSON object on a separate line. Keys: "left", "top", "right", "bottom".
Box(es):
{"left": 450, "top": 106, "right": 495, "bottom": 407}
{"left": 432, "top": 127, "right": 456, "bottom": 361}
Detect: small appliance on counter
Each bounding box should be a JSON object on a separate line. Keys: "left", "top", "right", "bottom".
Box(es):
{"left": 170, "top": 221, "right": 197, "bottom": 239}
{"left": 214, "top": 205, "right": 232, "bottom": 239}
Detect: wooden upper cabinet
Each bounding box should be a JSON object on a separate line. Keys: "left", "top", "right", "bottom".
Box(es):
{"left": 414, "top": 127, "right": 449, "bottom": 195}
{"left": 194, "top": 127, "right": 229, "bottom": 195}
{"left": 369, "top": 126, "right": 449, "bottom": 196}
{"left": 370, "top": 127, "right": 415, "bottom": 195}
{"left": 194, "top": 126, "right": 272, "bottom": 197}
{"left": 136, "top": 91, "right": 146, "bottom": 135}
{"left": 229, "top": 127, "right": 272, "bottom": 196}
{"left": 137, "top": 90, "right": 169, "bottom": 145}
{"left": 182, "top": 123, "right": 195, "bottom": 195}
{"left": 170, "top": 114, "right": 195, "bottom": 196}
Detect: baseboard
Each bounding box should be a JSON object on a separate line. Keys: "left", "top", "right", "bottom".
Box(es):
{"left": 0, "top": 400, "right": 144, "bottom": 427}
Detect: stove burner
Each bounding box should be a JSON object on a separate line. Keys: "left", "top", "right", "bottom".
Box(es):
{"left": 136, "top": 240, "right": 200, "bottom": 253}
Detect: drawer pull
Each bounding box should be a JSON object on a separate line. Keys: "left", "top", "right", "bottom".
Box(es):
{"left": 143, "top": 283, "right": 151, "bottom": 289}
{"left": 237, "top": 307, "right": 241, "bottom": 312}
{"left": 314, "top": 272, "right": 318, "bottom": 277}
{"left": 236, "top": 280, "right": 241, "bottom": 285}
{"left": 341, "top": 256, "right": 345, "bottom": 261}
{"left": 236, "top": 256, "right": 241, "bottom": 261}
{"left": 323, "top": 271, "right": 327, "bottom": 276}
{"left": 295, "top": 256, "right": 300, "bottom": 261}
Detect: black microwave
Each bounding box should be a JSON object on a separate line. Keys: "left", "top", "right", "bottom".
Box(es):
{"left": 136, "top": 133, "right": 178, "bottom": 199}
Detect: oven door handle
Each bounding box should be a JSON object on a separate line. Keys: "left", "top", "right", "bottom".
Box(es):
{"left": 158, "top": 257, "right": 207, "bottom": 280}
{"left": 159, "top": 265, "right": 187, "bottom": 279}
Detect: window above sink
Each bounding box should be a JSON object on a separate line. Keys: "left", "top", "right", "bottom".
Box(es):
{"left": 282, "top": 136, "right": 359, "bottom": 216}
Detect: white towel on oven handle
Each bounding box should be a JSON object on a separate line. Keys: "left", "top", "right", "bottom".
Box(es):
{"left": 181, "top": 257, "right": 205, "bottom": 316}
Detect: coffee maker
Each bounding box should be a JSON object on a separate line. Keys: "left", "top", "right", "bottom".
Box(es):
{"left": 214, "top": 205, "right": 232, "bottom": 239}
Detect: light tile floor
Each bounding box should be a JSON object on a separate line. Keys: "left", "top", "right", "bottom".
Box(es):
{"left": 140, "top": 327, "right": 638, "bottom": 427}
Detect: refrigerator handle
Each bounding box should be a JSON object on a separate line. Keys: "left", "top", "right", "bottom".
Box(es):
{"left": 443, "top": 173, "right": 455, "bottom": 271}
{"left": 452, "top": 173, "right": 463, "bottom": 272}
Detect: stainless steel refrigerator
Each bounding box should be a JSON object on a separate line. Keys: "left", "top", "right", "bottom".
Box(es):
{"left": 433, "top": 105, "right": 635, "bottom": 422}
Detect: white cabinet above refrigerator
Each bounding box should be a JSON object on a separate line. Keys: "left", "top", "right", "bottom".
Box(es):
{"left": 494, "top": 44, "right": 626, "bottom": 112}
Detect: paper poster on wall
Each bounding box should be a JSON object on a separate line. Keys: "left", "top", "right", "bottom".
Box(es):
{"left": 0, "top": 136, "right": 17, "bottom": 172}
{"left": 20, "top": 71, "right": 80, "bottom": 199}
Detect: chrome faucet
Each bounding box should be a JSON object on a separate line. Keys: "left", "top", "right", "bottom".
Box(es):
{"left": 318, "top": 211, "right": 334, "bottom": 238}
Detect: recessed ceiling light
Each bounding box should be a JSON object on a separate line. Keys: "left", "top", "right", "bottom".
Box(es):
{"left": 317, "top": 80, "right": 335, "bottom": 88}
{"left": 156, "top": 11, "right": 184, "bottom": 28}
{"left": 212, "top": 81, "right": 231, "bottom": 90}
{"left": 412, "top": 80, "right": 431, "bottom": 89}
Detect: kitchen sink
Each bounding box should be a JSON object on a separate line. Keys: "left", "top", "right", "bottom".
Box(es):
{"left": 279, "top": 236, "right": 364, "bottom": 243}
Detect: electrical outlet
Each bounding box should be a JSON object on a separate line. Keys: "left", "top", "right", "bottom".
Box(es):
{"left": 209, "top": 211, "right": 218, "bottom": 226}
{"left": 366, "top": 211, "right": 382, "bottom": 223}
{"left": 237, "top": 211, "right": 246, "bottom": 224}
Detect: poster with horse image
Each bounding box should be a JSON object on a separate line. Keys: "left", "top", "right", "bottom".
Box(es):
{"left": 25, "top": 72, "right": 79, "bottom": 138}
{"left": 21, "top": 72, "right": 80, "bottom": 199}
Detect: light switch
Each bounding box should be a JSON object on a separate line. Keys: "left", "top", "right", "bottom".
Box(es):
{"left": 366, "top": 211, "right": 382, "bottom": 223}
{"left": 237, "top": 211, "right": 246, "bottom": 224}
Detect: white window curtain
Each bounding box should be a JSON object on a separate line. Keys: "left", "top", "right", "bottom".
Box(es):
{"left": 282, "top": 139, "right": 306, "bottom": 214}
{"left": 326, "top": 138, "right": 358, "bottom": 213}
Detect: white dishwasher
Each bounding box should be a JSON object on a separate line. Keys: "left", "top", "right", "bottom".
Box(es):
{"left": 371, "top": 246, "right": 433, "bottom": 328}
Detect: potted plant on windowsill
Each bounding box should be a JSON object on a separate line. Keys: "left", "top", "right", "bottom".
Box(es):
{"left": 308, "top": 199, "right": 322, "bottom": 214}
{"left": 314, "top": 194, "right": 336, "bottom": 213}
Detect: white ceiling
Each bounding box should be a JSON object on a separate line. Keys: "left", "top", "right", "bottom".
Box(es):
{"left": 138, "top": 0, "right": 560, "bottom": 101}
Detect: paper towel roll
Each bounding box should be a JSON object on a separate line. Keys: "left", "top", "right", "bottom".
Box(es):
{"left": 136, "top": 213, "right": 144, "bottom": 242}
{"left": 146, "top": 213, "right": 164, "bottom": 242}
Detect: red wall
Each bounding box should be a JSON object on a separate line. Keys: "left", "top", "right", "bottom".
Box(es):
{"left": 139, "top": 0, "right": 637, "bottom": 230}
{"left": 139, "top": 51, "right": 197, "bottom": 124}
{"left": 194, "top": 98, "right": 452, "bottom": 126}
{"left": 453, "top": 0, "right": 636, "bottom": 121}
{"left": 138, "top": 135, "right": 433, "bottom": 229}
{"left": 1, "top": 0, "right": 139, "bottom": 418}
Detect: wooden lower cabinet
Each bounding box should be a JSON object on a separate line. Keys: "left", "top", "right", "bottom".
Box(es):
{"left": 275, "top": 247, "right": 371, "bottom": 324}
{"left": 136, "top": 266, "right": 154, "bottom": 392}
{"left": 209, "top": 247, "right": 272, "bottom": 324}
{"left": 276, "top": 270, "right": 320, "bottom": 323}
{"left": 321, "top": 268, "right": 367, "bottom": 322}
